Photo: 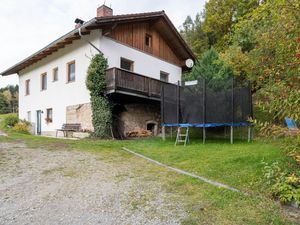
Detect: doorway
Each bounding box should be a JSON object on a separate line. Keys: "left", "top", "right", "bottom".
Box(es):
{"left": 36, "top": 110, "right": 42, "bottom": 135}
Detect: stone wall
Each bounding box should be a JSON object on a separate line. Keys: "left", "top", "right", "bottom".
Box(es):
{"left": 66, "top": 103, "right": 94, "bottom": 132}
{"left": 118, "top": 103, "right": 161, "bottom": 136}
{"left": 65, "top": 102, "right": 161, "bottom": 137}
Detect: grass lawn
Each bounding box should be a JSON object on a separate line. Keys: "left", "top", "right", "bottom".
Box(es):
{"left": 0, "top": 114, "right": 297, "bottom": 224}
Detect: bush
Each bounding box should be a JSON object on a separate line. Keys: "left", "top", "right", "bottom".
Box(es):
{"left": 262, "top": 137, "right": 300, "bottom": 206}
{"left": 86, "top": 54, "right": 112, "bottom": 138}
{"left": 13, "top": 120, "right": 30, "bottom": 134}
{"left": 3, "top": 114, "right": 19, "bottom": 127}
{"left": 272, "top": 174, "right": 300, "bottom": 206}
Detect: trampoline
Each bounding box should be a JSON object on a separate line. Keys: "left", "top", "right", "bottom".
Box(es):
{"left": 161, "top": 77, "right": 253, "bottom": 144}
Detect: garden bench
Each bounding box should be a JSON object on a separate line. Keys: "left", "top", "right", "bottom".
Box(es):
{"left": 56, "top": 123, "right": 81, "bottom": 137}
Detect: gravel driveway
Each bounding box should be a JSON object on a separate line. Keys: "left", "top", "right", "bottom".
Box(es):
{"left": 0, "top": 141, "right": 187, "bottom": 225}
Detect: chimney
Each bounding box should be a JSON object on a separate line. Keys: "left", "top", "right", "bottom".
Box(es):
{"left": 97, "top": 5, "right": 113, "bottom": 17}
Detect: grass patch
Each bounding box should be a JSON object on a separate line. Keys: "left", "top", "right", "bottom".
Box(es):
{"left": 0, "top": 113, "right": 296, "bottom": 224}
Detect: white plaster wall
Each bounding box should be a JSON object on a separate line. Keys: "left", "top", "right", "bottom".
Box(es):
{"left": 18, "top": 30, "right": 182, "bottom": 134}
{"left": 101, "top": 36, "right": 182, "bottom": 83}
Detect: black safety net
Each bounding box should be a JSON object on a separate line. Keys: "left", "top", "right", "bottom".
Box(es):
{"left": 161, "top": 78, "right": 252, "bottom": 126}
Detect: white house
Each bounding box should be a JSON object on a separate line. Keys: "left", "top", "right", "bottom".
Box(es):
{"left": 1, "top": 5, "right": 195, "bottom": 138}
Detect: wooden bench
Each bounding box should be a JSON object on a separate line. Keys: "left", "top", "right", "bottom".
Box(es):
{"left": 56, "top": 123, "right": 81, "bottom": 137}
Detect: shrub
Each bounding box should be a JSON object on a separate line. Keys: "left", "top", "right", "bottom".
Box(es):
{"left": 13, "top": 120, "right": 30, "bottom": 134}
{"left": 3, "top": 114, "right": 19, "bottom": 127}
{"left": 272, "top": 174, "right": 300, "bottom": 205}
{"left": 86, "top": 54, "right": 112, "bottom": 138}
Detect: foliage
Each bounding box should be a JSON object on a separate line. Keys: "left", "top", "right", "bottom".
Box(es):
{"left": 220, "top": 45, "right": 250, "bottom": 79}
{"left": 252, "top": 119, "right": 288, "bottom": 138}
{"left": 184, "top": 48, "right": 233, "bottom": 90}
{"left": 3, "top": 114, "right": 19, "bottom": 127}
{"left": 202, "top": 0, "right": 259, "bottom": 50}
{"left": 86, "top": 54, "right": 112, "bottom": 138}
{"left": 0, "top": 93, "right": 10, "bottom": 114}
{"left": 0, "top": 85, "right": 19, "bottom": 113}
{"left": 180, "top": 14, "right": 208, "bottom": 58}
{"left": 231, "top": 0, "right": 300, "bottom": 121}
{"left": 181, "top": 0, "right": 300, "bottom": 122}
{"left": 13, "top": 120, "right": 30, "bottom": 134}
{"left": 262, "top": 136, "right": 300, "bottom": 205}
{"left": 272, "top": 173, "right": 300, "bottom": 205}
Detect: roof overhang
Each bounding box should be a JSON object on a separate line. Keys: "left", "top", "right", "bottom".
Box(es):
{"left": 1, "top": 11, "right": 195, "bottom": 76}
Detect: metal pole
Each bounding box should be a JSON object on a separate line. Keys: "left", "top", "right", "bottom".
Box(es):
{"left": 162, "top": 126, "right": 166, "bottom": 141}
{"left": 176, "top": 80, "right": 180, "bottom": 125}
{"left": 203, "top": 127, "right": 206, "bottom": 144}
{"left": 231, "top": 77, "right": 234, "bottom": 144}
{"left": 230, "top": 126, "right": 233, "bottom": 144}
{"left": 203, "top": 79, "right": 206, "bottom": 144}
{"left": 247, "top": 126, "right": 251, "bottom": 143}
{"left": 161, "top": 84, "right": 165, "bottom": 140}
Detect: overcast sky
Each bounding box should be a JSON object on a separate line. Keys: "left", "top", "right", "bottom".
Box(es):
{"left": 0, "top": 0, "right": 206, "bottom": 88}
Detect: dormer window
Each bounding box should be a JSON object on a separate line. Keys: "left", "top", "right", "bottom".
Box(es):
{"left": 145, "top": 34, "right": 152, "bottom": 48}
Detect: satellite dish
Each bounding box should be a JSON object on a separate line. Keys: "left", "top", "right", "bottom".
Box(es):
{"left": 185, "top": 59, "right": 194, "bottom": 68}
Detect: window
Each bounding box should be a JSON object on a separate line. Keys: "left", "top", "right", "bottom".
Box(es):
{"left": 145, "top": 34, "right": 152, "bottom": 48}
{"left": 160, "top": 71, "right": 169, "bottom": 82}
{"left": 53, "top": 67, "right": 58, "bottom": 82}
{"left": 67, "top": 60, "right": 75, "bottom": 82}
{"left": 120, "top": 58, "right": 134, "bottom": 71}
{"left": 46, "top": 108, "right": 53, "bottom": 123}
{"left": 41, "top": 73, "right": 47, "bottom": 91}
{"left": 27, "top": 111, "right": 31, "bottom": 122}
{"left": 25, "top": 79, "right": 30, "bottom": 95}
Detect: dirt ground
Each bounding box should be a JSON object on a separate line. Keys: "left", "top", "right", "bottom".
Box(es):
{"left": 0, "top": 141, "right": 187, "bottom": 225}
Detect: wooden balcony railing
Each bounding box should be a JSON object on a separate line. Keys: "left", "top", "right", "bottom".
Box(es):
{"left": 106, "top": 67, "right": 173, "bottom": 100}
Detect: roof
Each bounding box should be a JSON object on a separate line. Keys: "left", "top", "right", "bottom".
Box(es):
{"left": 1, "top": 11, "right": 195, "bottom": 76}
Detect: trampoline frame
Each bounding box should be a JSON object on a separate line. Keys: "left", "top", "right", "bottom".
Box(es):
{"left": 160, "top": 78, "right": 253, "bottom": 144}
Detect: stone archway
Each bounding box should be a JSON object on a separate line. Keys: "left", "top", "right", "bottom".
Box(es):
{"left": 146, "top": 120, "right": 158, "bottom": 136}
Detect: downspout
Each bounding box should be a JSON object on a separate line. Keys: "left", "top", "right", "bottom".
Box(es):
{"left": 78, "top": 25, "right": 103, "bottom": 54}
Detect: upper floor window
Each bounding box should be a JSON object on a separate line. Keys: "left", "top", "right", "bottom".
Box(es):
{"left": 120, "top": 57, "right": 134, "bottom": 71}
{"left": 145, "top": 34, "right": 152, "bottom": 48}
{"left": 67, "top": 60, "right": 75, "bottom": 82}
{"left": 41, "top": 73, "right": 47, "bottom": 91}
{"left": 53, "top": 67, "right": 58, "bottom": 82}
{"left": 25, "top": 79, "right": 30, "bottom": 95}
{"left": 160, "top": 71, "right": 169, "bottom": 82}
{"left": 46, "top": 108, "right": 53, "bottom": 123}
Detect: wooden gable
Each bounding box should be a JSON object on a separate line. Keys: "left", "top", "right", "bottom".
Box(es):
{"left": 104, "top": 21, "right": 183, "bottom": 66}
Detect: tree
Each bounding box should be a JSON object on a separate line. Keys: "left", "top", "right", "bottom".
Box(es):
{"left": 202, "top": 0, "right": 259, "bottom": 50}
{"left": 184, "top": 48, "right": 233, "bottom": 90}
{"left": 227, "top": 0, "right": 300, "bottom": 120}
{"left": 86, "top": 54, "right": 112, "bottom": 138}
{"left": 0, "top": 85, "right": 19, "bottom": 113}
{"left": 0, "top": 93, "right": 10, "bottom": 114}
{"left": 180, "top": 13, "right": 208, "bottom": 58}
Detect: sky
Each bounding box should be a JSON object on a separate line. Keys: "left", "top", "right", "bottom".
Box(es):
{"left": 0, "top": 0, "right": 206, "bottom": 88}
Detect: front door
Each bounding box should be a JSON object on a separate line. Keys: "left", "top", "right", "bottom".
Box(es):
{"left": 36, "top": 110, "right": 42, "bottom": 135}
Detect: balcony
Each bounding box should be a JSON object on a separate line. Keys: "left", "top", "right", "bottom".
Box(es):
{"left": 106, "top": 67, "right": 172, "bottom": 102}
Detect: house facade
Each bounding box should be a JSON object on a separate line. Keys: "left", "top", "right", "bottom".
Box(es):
{"left": 1, "top": 5, "right": 195, "bottom": 138}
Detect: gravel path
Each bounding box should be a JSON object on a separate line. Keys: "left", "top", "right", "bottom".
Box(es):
{"left": 0, "top": 141, "right": 187, "bottom": 225}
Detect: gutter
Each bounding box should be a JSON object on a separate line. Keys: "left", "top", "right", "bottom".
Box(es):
{"left": 78, "top": 22, "right": 103, "bottom": 55}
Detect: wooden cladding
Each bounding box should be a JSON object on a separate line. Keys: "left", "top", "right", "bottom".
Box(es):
{"left": 106, "top": 22, "right": 183, "bottom": 66}
{"left": 106, "top": 67, "right": 175, "bottom": 100}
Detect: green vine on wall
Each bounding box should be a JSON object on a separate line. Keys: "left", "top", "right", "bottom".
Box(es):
{"left": 86, "top": 54, "right": 112, "bottom": 138}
